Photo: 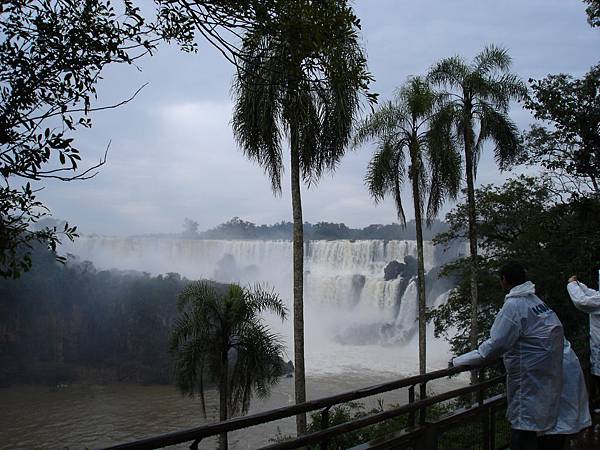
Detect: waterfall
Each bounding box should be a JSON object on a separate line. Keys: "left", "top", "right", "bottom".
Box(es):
{"left": 64, "top": 237, "right": 462, "bottom": 349}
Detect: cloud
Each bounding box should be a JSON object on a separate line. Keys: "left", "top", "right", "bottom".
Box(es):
{"left": 39, "top": 0, "right": 598, "bottom": 235}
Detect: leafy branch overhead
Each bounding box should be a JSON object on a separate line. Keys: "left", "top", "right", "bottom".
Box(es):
{"left": 158, "top": 0, "right": 378, "bottom": 104}
{"left": 584, "top": 0, "right": 600, "bottom": 27}
{"left": 0, "top": 0, "right": 155, "bottom": 278}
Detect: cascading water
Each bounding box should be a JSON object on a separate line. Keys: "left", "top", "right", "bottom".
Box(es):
{"left": 64, "top": 237, "right": 463, "bottom": 375}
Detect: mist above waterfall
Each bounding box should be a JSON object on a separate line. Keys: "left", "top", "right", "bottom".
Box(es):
{"left": 65, "top": 237, "right": 464, "bottom": 375}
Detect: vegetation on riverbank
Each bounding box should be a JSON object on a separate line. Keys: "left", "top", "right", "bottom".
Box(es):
{"left": 0, "top": 247, "right": 293, "bottom": 387}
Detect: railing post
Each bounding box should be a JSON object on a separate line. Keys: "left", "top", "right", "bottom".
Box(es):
{"left": 422, "top": 422, "right": 438, "bottom": 450}
{"left": 419, "top": 382, "right": 427, "bottom": 426}
{"left": 408, "top": 385, "right": 416, "bottom": 429}
{"left": 477, "top": 368, "right": 485, "bottom": 407}
{"left": 478, "top": 368, "right": 491, "bottom": 450}
{"left": 319, "top": 406, "right": 331, "bottom": 450}
{"left": 189, "top": 438, "right": 201, "bottom": 450}
{"left": 490, "top": 406, "right": 497, "bottom": 450}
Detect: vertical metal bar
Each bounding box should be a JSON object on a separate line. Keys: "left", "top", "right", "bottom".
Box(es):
{"left": 319, "top": 406, "right": 330, "bottom": 450}
{"left": 490, "top": 407, "right": 497, "bottom": 450}
{"left": 419, "top": 382, "right": 427, "bottom": 426}
{"left": 189, "top": 438, "right": 201, "bottom": 450}
{"left": 477, "top": 368, "right": 490, "bottom": 450}
{"left": 481, "top": 406, "right": 491, "bottom": 450}
{"left": 408, "top": 385, "right": 416, "bottom": 429}
{"left": 423, "top": 422, "right": 438, "bottom": 450}
{"left": 477, "top": 368, "right": 485, "bottom": 407}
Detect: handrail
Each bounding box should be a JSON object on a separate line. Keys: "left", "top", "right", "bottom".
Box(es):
{"left": 256, "top": 375, "right": 504, "bottom": 450}
{"left": 98, "top": 359, "right": 503, "bottom": 450}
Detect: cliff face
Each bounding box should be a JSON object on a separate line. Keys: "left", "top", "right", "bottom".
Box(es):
{"left": 0, "top": 249, "right": 185, "bottom": 386}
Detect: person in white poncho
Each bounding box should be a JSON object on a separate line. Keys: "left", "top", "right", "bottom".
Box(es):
{"left": 538, "top": 338, "right": 591, "bottom": 450}
{"left": 452, "top": 262, "right": 565, "bottom": 450}
{"left": 567, "top": 273, "right": 600, "bottom": 410}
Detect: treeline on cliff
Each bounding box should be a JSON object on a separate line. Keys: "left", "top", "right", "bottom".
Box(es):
{"left": 0, "top": 247, "right": 193, "bottom": 386}
{"left": 172, "top": 217, "right": 449, "bottom": 241}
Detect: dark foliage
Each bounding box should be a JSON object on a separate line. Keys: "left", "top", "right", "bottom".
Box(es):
{"left": 170, "top": 281, "right": 287, "bottom": 419}
{"left": 0, "top": 245, "right": 191, "bottom": 386}
{"left": 178, "top": 216, "right": 449, "bottom": 241}
{"left": 0, "top": 0, "right": 155, "bottom": 278}
{"left": 429, "top": 176, "right": 600, "bottom": 356}
{"left": 523, "top": 64, "right": 600, "bottom": 196}
{"left": 584, "top": 0, "right": 600, "bottom": 27}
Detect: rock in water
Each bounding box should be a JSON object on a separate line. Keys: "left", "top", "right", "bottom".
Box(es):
{"left": 384, "top": 260, "right": 404, "bottom": 280}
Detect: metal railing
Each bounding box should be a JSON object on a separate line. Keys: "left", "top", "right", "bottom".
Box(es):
{"left": 98, "top": 359, "right": 507, "bottom": 450}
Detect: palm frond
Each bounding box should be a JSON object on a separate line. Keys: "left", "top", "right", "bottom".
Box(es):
{"left": 397, "top": 76, "right": 436, "bottom": 119}
{"left": 232, "top": 38, "right": 285, "bottom": 193}
{"left": 473, "top": 44, "right": 511, "bottom": 75}
{"left": 426, "top": 128, "right": 462, "bottom": 223}
{"left": 353, "top": 101, "right": 408, "bottom": 147}
{"left": 476, "top": 103, "right": 523, "bottom": 170}
{"left": 245, "top": 283, "right": 288, "bottom": 321}
{"left": 364, "top": 139, "right": 405, "bottom": 204}
{"left": 427, "top": 56, "right": 469, "bottom": 90}
{"left": 229, "top": 319, "right": 286, "bottom": 415}
{"left": 232, "top": 5, "right": 371, "bottom": 192}
{"left": 471, "top": 72, "right": 527, "bottom": 111}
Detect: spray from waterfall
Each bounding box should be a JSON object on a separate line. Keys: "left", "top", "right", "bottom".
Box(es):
{"left": 64, "top": 237, "right": 463, "bottom": 374}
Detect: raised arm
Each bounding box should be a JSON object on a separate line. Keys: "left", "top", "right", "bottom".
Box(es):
{"left": 567, "top": 281, "right": 600, "bottom": 314}
{"left": 453, "top": 301, "right": 521, "bottom": 367}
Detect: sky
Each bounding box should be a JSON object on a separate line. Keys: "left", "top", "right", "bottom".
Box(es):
{"left": 39, "top": 0, "right": 599, "bottom": 236}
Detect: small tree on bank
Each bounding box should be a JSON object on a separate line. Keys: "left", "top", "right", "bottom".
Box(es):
{"left": 170, "top": 281, "right": 287, "bottom": 450}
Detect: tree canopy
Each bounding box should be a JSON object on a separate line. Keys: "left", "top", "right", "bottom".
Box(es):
{"left": 523, "top": 64, "right": 600, "bottom": 196}
{"left": 430, "top": 176, "right": 600, "bottom": 355}
{"left": 584, "top": 0, "right": 600, "bottom": 27}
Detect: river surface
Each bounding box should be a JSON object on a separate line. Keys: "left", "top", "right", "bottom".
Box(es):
{"left": 1, "top": 372, "right": 466, "bottom": 450}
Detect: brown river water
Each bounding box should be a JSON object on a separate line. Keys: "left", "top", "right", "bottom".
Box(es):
{"left": 0, "top": 373, "right": 466, "bottom": 450}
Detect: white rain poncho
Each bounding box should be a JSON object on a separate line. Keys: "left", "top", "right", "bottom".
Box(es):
{"left": 541, "top": 339, "right": 591, "bottom": 435}
{"left": 567, "top": 280, "right": 600, "bottom": 376}
{"left": 452, "top": 281, "right": 564, "bottom": 431}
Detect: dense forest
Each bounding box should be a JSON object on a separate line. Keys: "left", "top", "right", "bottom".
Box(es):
{"left": 0, "top": 245, "right": 297, "bottom": 388}
{"left": 0, "top": 246, "right": 194, "bottom": 386}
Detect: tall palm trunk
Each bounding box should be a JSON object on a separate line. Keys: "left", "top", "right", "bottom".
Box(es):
{"left": 410, "top": 143, "right": 427, "bottom": 377}
{"left": 290, "top": 130, "right": 307, "bottom": 435}
{"left": 463, "top": 114, "right": 478, "bottom": 354}
{"left": 218, "top": 350, "right": 229, "bottom": 450}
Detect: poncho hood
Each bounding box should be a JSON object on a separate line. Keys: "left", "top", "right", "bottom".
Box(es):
{"left": 506, "top": 281, "right": 536, "bottom": 299}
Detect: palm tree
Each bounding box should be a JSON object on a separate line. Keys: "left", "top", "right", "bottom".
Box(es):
{"left": 428, "top": 46, "right": 527, "bottom": 352}
{"left": 170, "top": 281, "right": 287, "bottom": 450}
{"left": 231, "top": 1, "right": 373, "bottom": 434}
{"left": 354, "top": 77, "right": 461, "bottom": 376}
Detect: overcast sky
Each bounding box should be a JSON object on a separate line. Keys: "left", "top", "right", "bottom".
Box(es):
{"left": 39, "top": 0, "right": 599, "bottom": 236}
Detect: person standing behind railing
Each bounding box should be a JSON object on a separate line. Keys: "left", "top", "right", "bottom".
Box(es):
{"left": 451, "top": 261, "right": 564, "bottom": 450}
{"left": 567, "top": 274, "right": 600, "bottom": 413}
{"left": 538, "top": 338, "right": 591, "bottom": 450}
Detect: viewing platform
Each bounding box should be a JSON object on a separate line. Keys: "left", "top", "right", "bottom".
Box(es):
{"left": 97, "top": 355, "right": 600, "bottom": 450}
